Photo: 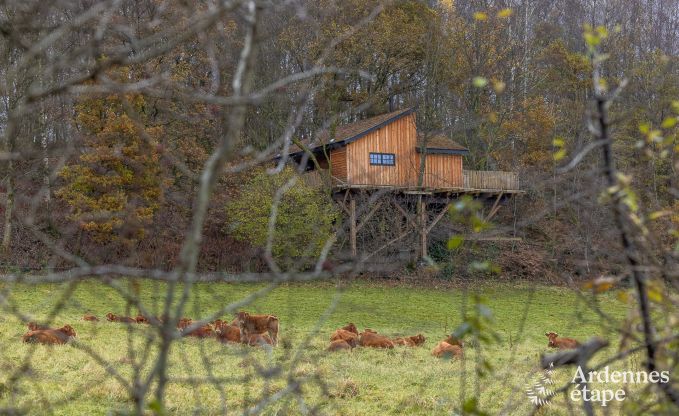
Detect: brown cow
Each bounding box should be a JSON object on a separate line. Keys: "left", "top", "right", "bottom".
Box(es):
{"left": 82, "top": 314, "right": 99, "bottom": 322}
{"left": 27, "top": 322, "right": 50, "bottom": 331}
{"left": 330, "top": 329, "right": 358, "bottom": 344}
{"left": 545, "top": 332, "right": 580, "bottom": 350}
{"left": 176, "top": 318, "right": 193, "bottom": 330}
{"left": 358, "top": 331, "right": 394, "bottom": 349}
{"left": 216, "top": 324, "right": 241, "bottom": 343}
{"left": 431, "top": 341, "right": 463, "bottom": 359}
{"left": 443, "top": 334, "right": 465, "bottom": 348}
{"left": 246, "top": 333, "right": 273, "bottom": 347}
{"left": 236, "top": 312, "right": 279, "bottom": 346}
{"left": 394, "top": 334, "right": 426, "bottom": 347}
{"left": 341, "top": 323, "right": 358, "bottom": 334}
{"left": 182, "top": 323, "right": 214, "bottom": 338}
{"left": 106, "top": 313, "right": 136, "bottom": 323}
{"left": 22, "top": 325, "right": 77, "bottom": 345}
{"left": 213, "top": 319, "right": 227, "bottom": 333}
{"left": 328, "top": 338, "right": 355, "bottom": 351}
{"left": 134, "top": 314, "right": 149, "bottom": 324}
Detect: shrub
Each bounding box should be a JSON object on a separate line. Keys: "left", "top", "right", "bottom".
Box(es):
{"left": 225, "top": 167, "right": 338, "bottom": 267}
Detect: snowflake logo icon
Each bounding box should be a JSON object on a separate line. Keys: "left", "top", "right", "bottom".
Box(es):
{"left": 525, "top": 362, "right": 555, "bottom": 407}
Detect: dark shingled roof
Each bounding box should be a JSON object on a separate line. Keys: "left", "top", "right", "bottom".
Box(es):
{"left": 417, "top": 134, "right": 469, "bottom": 155}
{"left": 284, "top": 107, "right": 415, "bottom": 155}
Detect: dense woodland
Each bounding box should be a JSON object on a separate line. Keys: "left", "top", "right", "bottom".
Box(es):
{"left": 0, "top": 0, "right": 677, "bottom": 280}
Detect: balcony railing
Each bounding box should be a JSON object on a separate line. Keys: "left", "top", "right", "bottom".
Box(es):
{"left": 302, "top": 169, "right": 520, "bottom": 192}
{"left": 463, "top": 170, "right": 519, "bottom": 191}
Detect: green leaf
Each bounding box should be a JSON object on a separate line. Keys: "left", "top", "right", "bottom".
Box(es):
{"left": 649, "top": 210, "right": 671, "bottom": 220}
{"left": 473, "top": 12, "right": 488, "bottom": 21}
{"left": 472, "top": 77, "right": 488, "bottom": 88}
{"left": 584, "top": 32, "right": 599, "bottom": 47}
{"left": 553, "top": 149, "right": 567, "bottom": 161}
{"left": 497, "top": 8, "right": 512, "bottom": 18}
{"left": 672, "top": 100, "right": 679, "bottom": 114}
{"left": 661, "top": 117, "right": 677, "bottom": 129}
{"left": 148, "top": 399, "right": 165, "bottom": 415}
{"left": 647, "top": 288, "right": 663, "bottom": 303}
{"left": 447, "top": 235, "right": 464, "bottom": 250}
{"left": 595, "top": 26, "right": 608, "bottom": 38}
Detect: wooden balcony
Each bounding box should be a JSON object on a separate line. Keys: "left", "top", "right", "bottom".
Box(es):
{"left": 302, "top": 169, "right": 521, "bottom": 195}
{"left": 463, "top": 170, "right": 520, "bottom": 192}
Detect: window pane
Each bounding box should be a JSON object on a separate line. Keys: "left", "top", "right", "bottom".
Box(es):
{"left": 369, "top": 152, "right": 395, "bottom": 166}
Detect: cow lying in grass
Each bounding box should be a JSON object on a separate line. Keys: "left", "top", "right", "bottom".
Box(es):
{"left": 182, "top": 323, "right": 214, "bottom": 338}
{"left": 328, "top": 338, "right": 356, "bottom": 351}
{"left": 22, "top": 325, "right": 76, "bottom": 345}
{"left": 330, "top": 329, "right": 358, "bottom": 344}
{"left": 216, "top": 323, "right": 241, "bottom": 344}
{"left": 327, "top": 323, "right": 360, "bottom": 351}
{"left": 106, "top": 313, "right": 136, "bottom": 323}
{"left": 236, "top": 312, "right": 279, "bottom": 346}
{"left": 358, "top": 330, "right": 394, "bottom": 349}
{"left": 176, "top": 318, "right": 193, "bottom": 330}
{"left": 545, "top": 332, "right": 579, "bottom": 349}
{"left": 393, "top": 334, "right": 426, "bottom": 347}
{"left": 443, "top": 334, "right": 464, "bottom": 348}
{"left": 82, "top": 314, "right": 98, "bottom": 322}
{"left": 431, "top": 341, "right": 463, "bottom": 359}
{"left": 341, "top": 323, "right": 358, "bottom": 334}
{"left": 26, "top": 322, "right": 50, "bottom": 331}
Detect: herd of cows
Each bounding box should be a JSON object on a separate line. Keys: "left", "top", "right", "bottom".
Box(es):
{"left": 20, "top": 311, "right": 583, "bottom": 359}
{"left": 21, "top": 311, "right": 280, "bottom": 347}
{"left": 325, "top": 322, "right": 466, "bottom": 358}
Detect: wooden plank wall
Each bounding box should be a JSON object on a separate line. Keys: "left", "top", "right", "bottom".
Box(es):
{"left": 345, "top": 114, "right": 420, "bottom": 186}
{"left": 422, "top": 154, "right": 463, "bottom": 188}
{"left": 463, "top": 170, "right": 519, "bottom": 190}
{"left": 330, "top": 147, "right": 347, "bottom": 182}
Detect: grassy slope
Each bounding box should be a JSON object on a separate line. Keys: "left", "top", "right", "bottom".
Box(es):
{"left": 0, "top": 280, "right": 639, "bottom": 415}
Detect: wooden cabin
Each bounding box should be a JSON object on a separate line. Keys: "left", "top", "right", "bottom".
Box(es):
{"left": 279, "top": 108, "right": 522, "bottom": 259}
{"left": 281, "top": 108, "right": 520, "bottom": 192}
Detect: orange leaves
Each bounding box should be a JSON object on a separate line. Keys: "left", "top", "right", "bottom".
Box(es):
{"left": 499, "top": 97, "right": 557, "bottom": 167}
{"left": 57, "top": 87, "right": 163, "bottom": 244}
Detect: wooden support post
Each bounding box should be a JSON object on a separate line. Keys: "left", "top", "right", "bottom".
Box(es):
{"left": 356, "top": 199, "right": 384, "bottom": 233}
{"left": 485, "top": 192, "right": 504, "bottom": 222}
{"left": 393, "top": 200, "right": 418, "bottom": 229}
{"left": 426, "top": 201, "right": 453, "bottom": 234}
{"left": 419, "top": 196, "right": 427, "bottom": 259}
{"left": 350, "top": 195, "right": 357, "bottom": 257}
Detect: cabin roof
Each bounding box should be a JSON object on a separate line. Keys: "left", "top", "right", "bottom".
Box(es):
{"left": 278, "top": 107, "right": 469, "bottom": 158}
{"left": 282, "top": 107, "right": 415, "bottom": 156}
{"left": 417, "top": 134, "right": 469, "bottom": 155}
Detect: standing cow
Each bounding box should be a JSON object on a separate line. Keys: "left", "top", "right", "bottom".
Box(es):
{"left": 236, "top": 311, "right": 279, "bottom": 346}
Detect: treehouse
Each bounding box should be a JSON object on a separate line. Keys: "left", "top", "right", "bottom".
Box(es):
{"left": 282, "top": 107, "right": 520, "bottom": 193}
{"left": 277, "top": 107, "right": 523, "bottom": 259}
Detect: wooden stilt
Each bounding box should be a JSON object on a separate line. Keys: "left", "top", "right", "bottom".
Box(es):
{"left": 356, "top": 199, "right": 384, "bottom": 233}
{"left": 485, "top": 192, "right": 504, "bottom": 222}
{"left": 426, "top": 201, "right": 453, "bottom": 234}
{"left": 349, "top": 195, "right": 357, "bottom": 257}
{"left": 419, "top": 196, "right": 427, "bottom": 259}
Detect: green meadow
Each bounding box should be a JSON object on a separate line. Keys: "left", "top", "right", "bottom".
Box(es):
{"left": 0, "top": 280, "right": 647, "bottom": 415}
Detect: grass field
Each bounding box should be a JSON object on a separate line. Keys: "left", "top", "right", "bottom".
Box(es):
{"left": 0, "top": 280, "right": 648, "bottom": 415}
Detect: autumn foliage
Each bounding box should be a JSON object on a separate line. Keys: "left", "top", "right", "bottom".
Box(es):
{"left": 57, "top": 90, "right": 163, "bottom": 244}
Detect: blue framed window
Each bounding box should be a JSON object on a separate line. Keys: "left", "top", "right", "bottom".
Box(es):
{"left": 369, "top": 152, "right": 395, "bottom": 166}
